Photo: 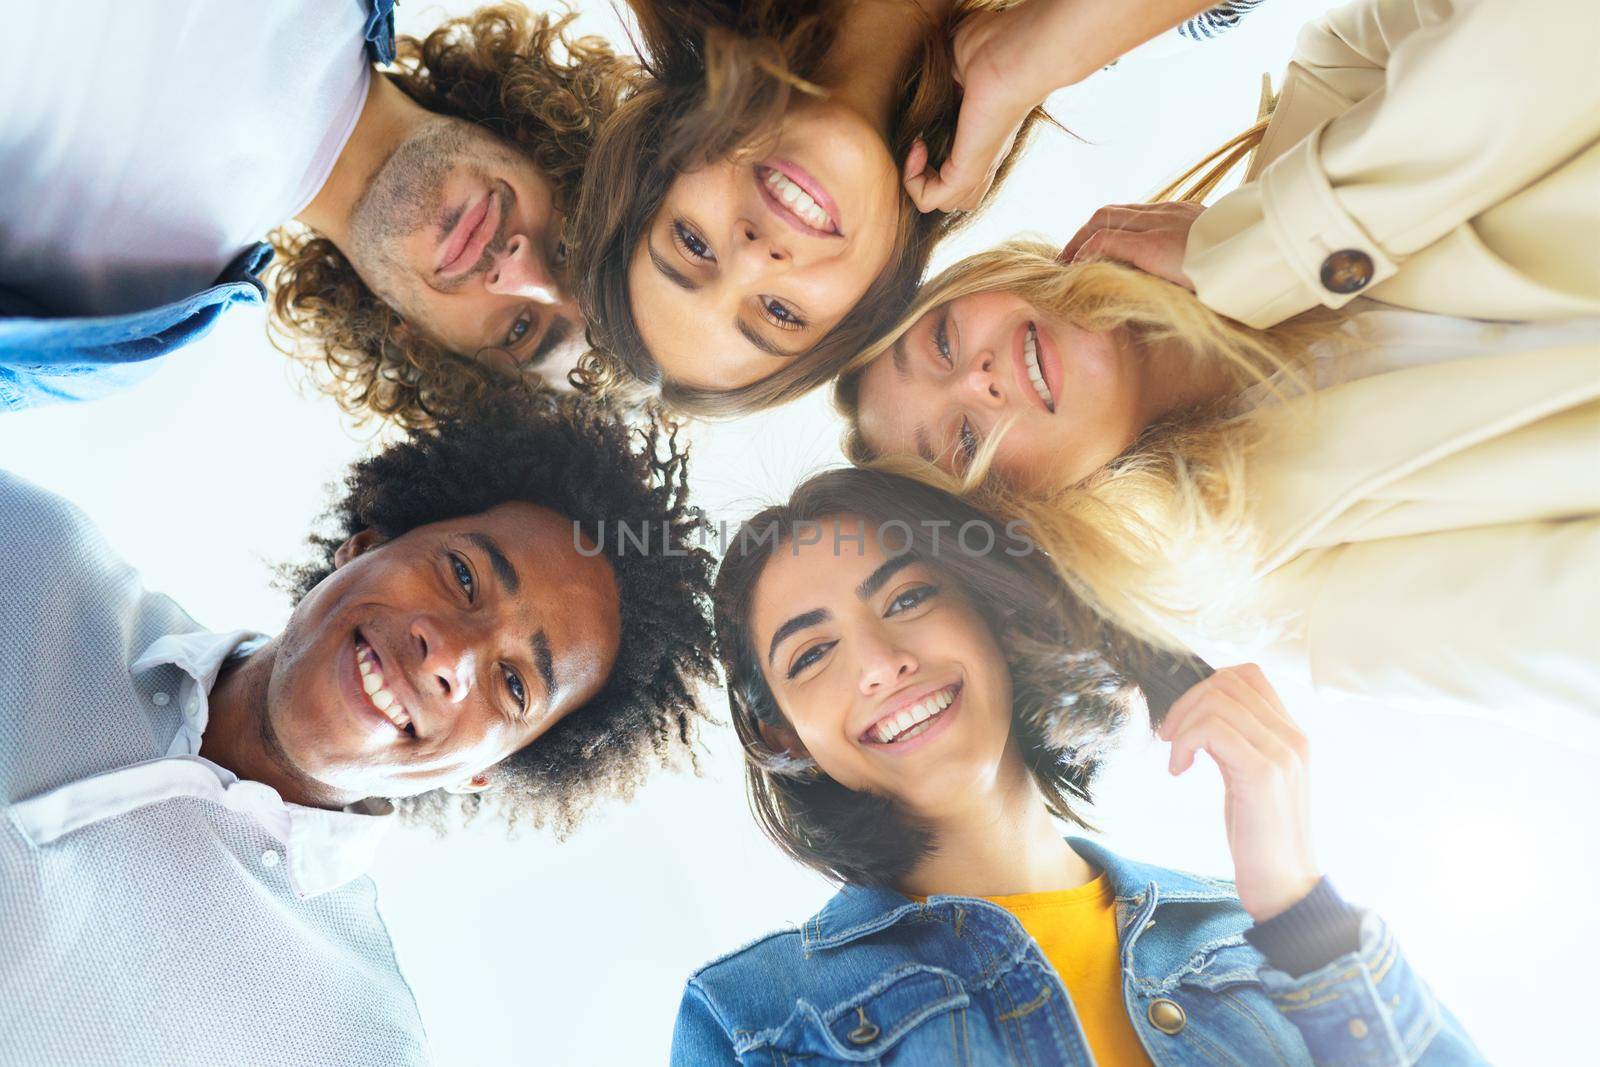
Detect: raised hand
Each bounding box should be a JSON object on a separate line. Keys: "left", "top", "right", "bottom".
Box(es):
{"left": 1058, "top": 201, "right": 1204, "bottom": 290}
{"left": 1158, "top": 664, "right": 1321, "bottom": 921}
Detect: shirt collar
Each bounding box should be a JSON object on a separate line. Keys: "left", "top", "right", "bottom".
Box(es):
{"left": 801, "top": 837, "right": 1240, "bottom": 950}
{"left": 123, "top": 629, "right": 396, "bottom": 897}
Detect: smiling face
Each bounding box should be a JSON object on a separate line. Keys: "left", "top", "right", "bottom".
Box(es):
{"left": 264, "top": 502, "right": 621, "bottom": 800}
{"left": 626, "top": 98, "right": 902, "bottom": 391}
{"left": 341, "top": 116, "right": 588, "bottom": 377}
{"left": 855, "top": 290, "right": 1147, "bottom": 491}
{"left": 748, "top": 521, "right": 1014, "bottom": 817}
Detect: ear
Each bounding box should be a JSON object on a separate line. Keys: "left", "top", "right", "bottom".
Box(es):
{"left": 445, "top": 772, "right": 494, "bottom": 796}
{"left": 333, "top": 528, "right": 387, "bottom": 569}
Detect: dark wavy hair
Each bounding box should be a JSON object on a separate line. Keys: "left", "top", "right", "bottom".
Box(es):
{"left": 267, "top": 5, "right": 641, "bottom": 429}
{"left": 568, "top": 0, "right": 1044, "bottom": 417}
{"left": 280, "top": 383, "right": 718, "bottom": 834}
{"left": 712, "top": 468, "right": 1209, "bottom": 886}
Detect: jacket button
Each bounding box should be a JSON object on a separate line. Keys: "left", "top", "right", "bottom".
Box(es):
{"left": 1148, "top": 998, "right": 1187, "bottom": 1035}
{"left": 1349, "top": 1018, "right": 1370, "bottom": 1039}
{"left": 1319, "top": 249, "right": 1374, "bottom": 294}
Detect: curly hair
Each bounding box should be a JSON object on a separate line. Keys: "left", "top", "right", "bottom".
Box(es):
{"left": 567, "top": 0, "right": 1044, "bottom": 417}
{"left": 267, "top": 5, "right": 640, "bottom": 429}
{"left": 711, "top": 467, "right": 1210, "bottom": 886}
{"left": 279, "top": 382, "right": 718, "bottom": 835}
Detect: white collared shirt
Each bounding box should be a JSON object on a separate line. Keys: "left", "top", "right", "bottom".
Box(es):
{"left": 0, "top": 470, "right": 429, "bottom": 1066}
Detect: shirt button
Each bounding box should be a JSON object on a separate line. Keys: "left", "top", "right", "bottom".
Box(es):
{"left": 151, "top": 692, "right": 171, "bottom": 707}
{"left": 1148, "top": 998, "right": 1187, "bottom": 1035}
{"left": 1349, "top": 1018, "right": 1370, "bottom": 1040}
{"left": 1319, "top": 249, "right": 1374, "bottom": 294}
{"left": 261, "top": 849, "right": 281, "bottom": 869}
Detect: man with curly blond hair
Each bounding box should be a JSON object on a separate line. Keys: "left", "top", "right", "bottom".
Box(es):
{"left": 1, "top": 2, "right": 635, "bottom": 424}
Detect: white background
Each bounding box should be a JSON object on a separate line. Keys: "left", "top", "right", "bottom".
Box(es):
{"left": 4, "top": 1, "right": 1596, "bottom": 1063}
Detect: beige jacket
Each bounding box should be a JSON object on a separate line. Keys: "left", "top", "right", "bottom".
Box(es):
{"left": 1164, "top": 0, "right": 1600, "bottom": 715}
{"left": 1185, "top": 0, "right": 1600, "bottom": 329}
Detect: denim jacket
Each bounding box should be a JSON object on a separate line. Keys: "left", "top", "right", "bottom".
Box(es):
{"left": 671, "top": 839, "right": 1484, "bottom": 1065}
{"left": 0, "top": 0, "right": 396, "bottom": 414}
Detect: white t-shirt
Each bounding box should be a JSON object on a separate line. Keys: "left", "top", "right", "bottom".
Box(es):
{"left": 0, "top": 1, "right": 372, "bottom": 317}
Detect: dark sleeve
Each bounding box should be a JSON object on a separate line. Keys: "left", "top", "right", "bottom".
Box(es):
{"left": 1244, "top": 876, "right": 1362, "bottom": 978}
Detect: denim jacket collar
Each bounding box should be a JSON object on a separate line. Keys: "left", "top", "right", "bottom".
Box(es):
{"left": 801, "top": 837, "right": 1238, "bottom": 951}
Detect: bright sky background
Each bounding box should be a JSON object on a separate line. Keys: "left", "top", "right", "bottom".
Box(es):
{"left": 3, "top": 1, "right": 1596, "bottom": 1064}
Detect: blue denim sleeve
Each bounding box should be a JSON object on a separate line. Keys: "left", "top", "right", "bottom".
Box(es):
{"left": 1258, "top": 910, "right": 1488, "bottom": 1065}
{"left": 671, "top": 982, "right": 741, "bottom": 1066}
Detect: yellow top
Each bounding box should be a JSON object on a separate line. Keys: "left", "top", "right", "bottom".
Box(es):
{"left": 984, "top": 874, "right": 1153, "bottom": 1067}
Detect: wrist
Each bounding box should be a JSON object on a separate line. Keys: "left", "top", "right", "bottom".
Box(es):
{"left": 1244, "top": 871, "right": 1323, "bottom": 923}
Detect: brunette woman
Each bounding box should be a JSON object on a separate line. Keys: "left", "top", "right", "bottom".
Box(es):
{"left": 673, "top": 468, "right": 1482, "bottom": 1065}
{"left": 835, "top": 0, "right": 1600, "bottom": 717}
{"left": 567, "top": 0, "right": 1260, "bottom": 415}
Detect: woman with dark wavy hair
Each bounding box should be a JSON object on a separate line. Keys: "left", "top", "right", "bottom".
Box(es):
{"left": 674, "top": 467, "right": 1483, "bottom": 1065}
{"left": 568, "top": 0, "right": 1256, "bottom": 417}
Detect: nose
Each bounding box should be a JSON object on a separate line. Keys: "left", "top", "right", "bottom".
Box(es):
{"left": 732, "top": 220, "right": 792, "bottom": 278}
{"left": 958, "top": 349, "right": 1004, "bottom": 408}
{"left": 485, "top": 234, "right": 564, "bottom": 304}
{"left": 856, "top": 631, "right": 919, "bottom": 696}
{"left": 410, "top": 616, "right": 475, "bottom": 705}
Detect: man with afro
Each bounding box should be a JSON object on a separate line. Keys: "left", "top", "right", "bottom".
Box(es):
{"left": 0, "top": 384, "right": 715, "bottom": 1065}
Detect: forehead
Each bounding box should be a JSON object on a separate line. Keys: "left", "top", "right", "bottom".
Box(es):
{"left": 854, "top": 343, "right": 926, "bottom": 462}
{"left": 406, "top": 501, "right": 622, "bottom": 701}
{"left": 748, "top": 519, "right": 908, "bottom": 638}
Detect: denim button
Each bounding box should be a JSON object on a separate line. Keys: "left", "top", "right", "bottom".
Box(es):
{"left": 847, "top": 1007, "right": 879, "bottom": 1044}
{"left": 1148, "top": 998, "right": 1186, "bottom": 1035}
{"left": 1349, "top": 1018, "right": 1369, "bottom": 1039}
{"left": 1319, "top": 249, "right": 1374, "bottom": 294}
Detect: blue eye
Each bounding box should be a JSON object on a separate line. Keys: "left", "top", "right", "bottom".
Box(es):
{"left": 671, "top": 220, "right": 714, "bottom": 262}
{"left": 450, "top": 554, "right": 475, "bottom": 600}
{"left": 762, "top": 296, "right": 805, "bottom": 331}
{"left": 886, "top": 584, "right": 939, "bottom": 616}
{"left": 505, "top": 313, "right": 533, "bottom": 348}
{"left": 957, "top": 419, "right": 980, "bottom": 464}
{"left": 933, "top": 310, "right": 953, "bottom": 365}
{"left": 503, "top": 666, "right": 527, "bottom": 714}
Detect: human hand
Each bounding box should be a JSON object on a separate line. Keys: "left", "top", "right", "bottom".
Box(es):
{"left": 1058, "top": 201, "right": 1204, "bottom": 290}
{"left": 1158, "top": 664, "right": 1321, "bottom": 922}
{"left": 903, "top": 6, "right": 1055, "bottom": 214}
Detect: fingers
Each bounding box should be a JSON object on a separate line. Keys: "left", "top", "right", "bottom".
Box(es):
{"left": 1160, "top": 665, "right": 1307, "bottom": 776}
{"left": 1058, "top": 201, "right": 1201, "bottom": 263}
{"left": 1062, "top": 228, "right": 1194, "bottom": 290}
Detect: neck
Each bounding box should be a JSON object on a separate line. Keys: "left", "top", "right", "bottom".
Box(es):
{"left": 199, "top": 640, "right": 352, "bottom": 811}
{"left": 1134, "top": 332, "right": 1238, "bottom": 427}
{"left": 896, "top": 743, "right": 1095, "bottom": 898}
{"left": 296, "top": 72, "right": 427, "bottom": 244}
{"left": 816, "top": 0, "right": 955, "bottom": 136}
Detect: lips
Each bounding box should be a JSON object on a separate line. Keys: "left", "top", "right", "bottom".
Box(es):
{"left": 755, "top": 160, "right": 842, "bottom": 239}
{"left": 860, "top": 681, "right": 962, "bottom": 750}
{"left": 347, "top": 632, "right": 416, "bottom": 737}
{"left": 1011, "top": 320, "right": 1062, "bottom": 414}
{"left": 436, "top": 189, "right": 497, "bottom": 277}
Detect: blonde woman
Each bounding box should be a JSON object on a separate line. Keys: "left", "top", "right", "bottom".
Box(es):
{"left": 834, "top": 0, "right": 1600, "bottom": 717}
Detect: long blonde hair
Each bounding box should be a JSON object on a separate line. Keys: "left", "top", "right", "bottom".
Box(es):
{"left": 832, "top": 239, "right": 1337, "bottom": 648}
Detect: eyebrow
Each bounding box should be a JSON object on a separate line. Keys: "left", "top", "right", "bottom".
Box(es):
{"left": 736, "top": 318, "right": 801, "bottom": 359}
{"left": 764, "top": 555, "right": 922, "bottom": 666}
{"left": 647, "top": 242, "right": 699, "bottom": 292}
{"left": 524, "top": 316, "right": 575, "bottom": 369}
{"left": 856, "top": 554, "right": 917, "bottom": 600}
{"left": 766, "top": 608, "right": 830, "bottom": 667}
{"left": 531, "top": 630, "right": 556, "bottom": 701}
{"left": 466, "top": 533, "right": 520, "bottom": 595}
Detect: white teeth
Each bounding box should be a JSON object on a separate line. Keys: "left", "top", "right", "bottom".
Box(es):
{"left": 1023, "top": 325, "right": 1054, "bottom": 411}
{"left": 870, "top": 685, "right": 959, "bottom": 744}
{"left": 355, "top": 639, "right": 411, "bottom": 732}
{"left": 764, "top": 170, "right": 834, "bottom": 232}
